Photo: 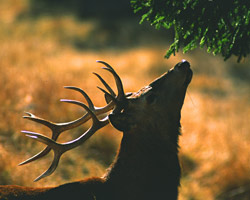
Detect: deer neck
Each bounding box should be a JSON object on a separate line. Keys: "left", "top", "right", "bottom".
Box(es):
{"left": 103, "top": 120, "right": 181, "bottom": 199}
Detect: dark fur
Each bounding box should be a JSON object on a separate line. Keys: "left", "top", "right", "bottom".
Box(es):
{"left": 0, "top": 61, "right": 192, "bottom": 200}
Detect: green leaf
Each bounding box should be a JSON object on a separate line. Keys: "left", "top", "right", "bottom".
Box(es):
{"left": 200, "top": 36, "right": 205, "bottom": 48}
{"left": 140, "top": 13, "right": 149, "bottom": 24}
{"left": 165, "top": 39, "right": 179, "bottom": 58}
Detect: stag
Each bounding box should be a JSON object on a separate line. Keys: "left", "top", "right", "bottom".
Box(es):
{"left": 0, "top": 60, "right": 192, "bottom": 200}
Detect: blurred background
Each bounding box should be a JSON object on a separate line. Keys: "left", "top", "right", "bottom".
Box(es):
{"left": 0, "top": 0, "right": 249, "bottom": 199}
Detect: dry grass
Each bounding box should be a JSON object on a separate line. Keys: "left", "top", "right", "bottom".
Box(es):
{"left": 0, "top": 1, "right": 250, "bottom": 199}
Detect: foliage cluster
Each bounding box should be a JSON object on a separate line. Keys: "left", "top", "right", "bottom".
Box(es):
{"left": 131, "top": 0, "right": 250, "bottom": 61}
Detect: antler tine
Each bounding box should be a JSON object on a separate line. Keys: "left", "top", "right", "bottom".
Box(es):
{"left": 21, "top": 100, "right": 109, "bottom": 181}
{"left": 96, "top": 61, "right": 126, "bottom": 101}
{"left": 23, "top": 112, "right": 57, "bottom": 131}
{"left": 97, "top": 87, "right": 117, "bottom": 103}
{"left": 96, "top": 60, "right": 115, "bottom": 71}
{"left": 93, "top": 72, "right": 116, "bottom": 97}
{"left": 64, "top": 86, "right": 95, "bottom": 110}
{"left": 34, "top": 154, "right": 61, "bottom": 182}
{"left": 60, "top": 100, "right": 100, "bottom": 124}
{"left": 63, "top": 85, "right": 116, "bottom": 115}
{"left": 18, "top": 146, "right": 51, "bottom": 166}
{"left": 97, "top": 61, "right": 128, "bottom": 113}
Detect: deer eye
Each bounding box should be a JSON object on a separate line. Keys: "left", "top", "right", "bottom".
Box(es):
{"left": 146, "top": 93, "right": 156, "bottom": 104}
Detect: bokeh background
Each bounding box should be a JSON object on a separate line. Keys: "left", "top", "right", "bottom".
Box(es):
{"left": 0, "top": 0, "right": 249, "bottom": 199}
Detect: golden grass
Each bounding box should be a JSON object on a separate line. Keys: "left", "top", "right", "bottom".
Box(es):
{"left": 0, "top": 1, "right": 250, "bottom": 199}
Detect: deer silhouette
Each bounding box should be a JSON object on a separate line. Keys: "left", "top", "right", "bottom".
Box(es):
{"left": 0, "top": 60, "right": 192, "bottom": 200}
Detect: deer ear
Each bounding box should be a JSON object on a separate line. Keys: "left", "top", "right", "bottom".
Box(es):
{"left": 109, "top": 113, "right": 131, "bottom": 132}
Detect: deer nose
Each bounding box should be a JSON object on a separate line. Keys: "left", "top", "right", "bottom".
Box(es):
{"left": 180, "top": 60, "right": 190, "bottom": 68}
{"left": 175, "top": 60, "right": 190, "bottom": 71}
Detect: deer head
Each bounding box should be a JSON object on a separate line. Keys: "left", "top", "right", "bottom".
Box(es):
{"left": 19, "top": 60, "right": 192, "bottom": 183}
{"left": 109, "top": 60, "right": 192, "bottom": 136}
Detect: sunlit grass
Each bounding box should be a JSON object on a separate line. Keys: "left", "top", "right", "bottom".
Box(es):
{"left": 0, "top": 1, "right": 250, "bottom": 199}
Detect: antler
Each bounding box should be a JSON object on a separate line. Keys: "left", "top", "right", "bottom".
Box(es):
{"left": 20, "top": 61, "right": 127, "bottom": 181}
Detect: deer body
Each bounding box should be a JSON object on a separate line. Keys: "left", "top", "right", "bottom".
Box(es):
{"left": 0, "top": 60, "right": 192, "bottom": 200}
